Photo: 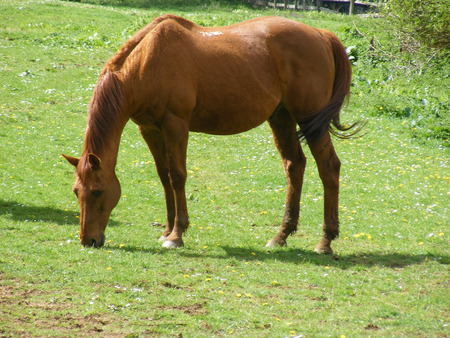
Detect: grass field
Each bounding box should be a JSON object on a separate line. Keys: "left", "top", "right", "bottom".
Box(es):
{"left": 0, "top": 0, "right": 449, "bottom": 336}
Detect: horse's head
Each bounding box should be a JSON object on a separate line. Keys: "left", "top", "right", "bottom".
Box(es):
{"left": 63, "top": 153, "right": 121, "bottom": 248}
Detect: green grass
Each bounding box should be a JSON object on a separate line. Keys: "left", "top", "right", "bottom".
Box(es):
{"left": 1, "top": 1, "right": 449, "bottom": 336}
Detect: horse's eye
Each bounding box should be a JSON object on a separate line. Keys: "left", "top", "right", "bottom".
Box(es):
{"left": 92, "top": 190, "right": 104, "bottom": 198}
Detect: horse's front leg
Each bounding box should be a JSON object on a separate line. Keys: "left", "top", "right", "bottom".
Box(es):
{"left": 138, "top": 126, "right": 175, "bottom": 241}
{"left": 160, "top": 114, "right": 190, "bottom": 248}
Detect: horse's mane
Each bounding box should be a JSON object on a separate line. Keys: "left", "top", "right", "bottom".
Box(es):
{"left": 83, "top": 70, "right": 123, "bottom": 156}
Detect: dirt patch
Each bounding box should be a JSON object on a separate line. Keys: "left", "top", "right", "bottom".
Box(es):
{"left": 0, "top": 276, "right": 123, "bottom": 336}
{"left": 157, "top": 303, "right": 209, "bottom": 316}
{"left": 365, "top": 323, "right": 380, "bottom": 330}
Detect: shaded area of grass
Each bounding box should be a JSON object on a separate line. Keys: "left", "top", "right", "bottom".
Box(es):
{"left": 178, "top": 245, "right": 449, "bottom": 267}
{"left": 0, "top": 199, "right": 122, "bottom": 227}
{"left": 0, "top": 199, "right": 78, "bottom": 226}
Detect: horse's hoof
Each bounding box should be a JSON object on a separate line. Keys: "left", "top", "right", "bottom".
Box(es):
{"left": 265, "top": 240, "right": 276, "bottom": 248}
{"left": 162, "top": 239, "right": 183, "bottom": 248}
{"left": 158, "top": 235, "right": 167, "bottom": 243}
{"left": 266, "top": 238, "right": 286, "bottom": 248}
{"left": 314, "top": 245, "right": 333, "bottom": 255}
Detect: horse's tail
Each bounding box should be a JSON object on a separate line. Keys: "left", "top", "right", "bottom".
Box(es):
{"left": 298, "top": 31, "right": 361, "bottom": 143}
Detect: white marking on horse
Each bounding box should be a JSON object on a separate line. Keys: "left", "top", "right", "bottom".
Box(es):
{"left": 199, "top": 31, "right": 223, "bottom": 37}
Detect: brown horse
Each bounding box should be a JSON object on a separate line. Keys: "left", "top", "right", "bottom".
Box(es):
{"left": 63, "top": 14, "right": 357, "bottom": 254}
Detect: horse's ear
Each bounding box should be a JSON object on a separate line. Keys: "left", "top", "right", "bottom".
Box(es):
{"left": 62, "top": 154, "right": 79, "bottom": 168}
{"left": 87, "top": 153, "right": 101, "bottom": 170}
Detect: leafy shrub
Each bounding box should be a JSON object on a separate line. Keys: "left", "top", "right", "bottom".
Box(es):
{"left": 383, "top": 0, "right": 449, "bottom": 50}
{"left": 339, "top": 16, "right": 449, "bottom": 146}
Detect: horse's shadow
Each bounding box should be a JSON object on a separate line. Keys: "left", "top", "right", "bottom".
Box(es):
{"left": 213, "top": 245, "right": 450, "bottom": 269}
{"left": 0, "top": 199, "right": 120, "bottom": 227}
{"left": 111, "top": 243, "right": 449, "bottom": 269}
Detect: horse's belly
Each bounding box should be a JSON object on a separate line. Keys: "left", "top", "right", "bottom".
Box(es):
{"left": 189, "top": 104, "right": 276, "bottom": 135}
{"left": 189, "top": 75, "right": 280, "bottom": 135}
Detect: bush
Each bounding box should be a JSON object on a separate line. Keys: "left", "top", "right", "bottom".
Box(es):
{"left": 339, "top": 15, "right": 449, "bottom": 146}
{"left": 384, "top": 0, "right": 449, "bottom": 50}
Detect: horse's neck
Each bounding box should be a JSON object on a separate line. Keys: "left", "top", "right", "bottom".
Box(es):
{"left": 82, "top": 114, "right": 128, "bottom": 169}
{"left": 82, "top": 69, "right": 129, "bottom": 168}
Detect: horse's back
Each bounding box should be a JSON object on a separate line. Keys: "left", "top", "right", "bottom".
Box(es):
{"left": 120, "top": 15, "right": 338, "bottom": 134}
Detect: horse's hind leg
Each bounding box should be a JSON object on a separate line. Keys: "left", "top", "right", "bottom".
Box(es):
{"left": 139, "top": 126, "right": 175, "bottom": 241}
{"left": 266, "top": 107, "right": 306, "bottom": 247}
{"left": 306, "top": 131, "right": 341, "bottom": 254}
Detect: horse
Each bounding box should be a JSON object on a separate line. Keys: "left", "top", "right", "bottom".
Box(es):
{"left": 63, "top": 14, "right": 359, "bottom": 254}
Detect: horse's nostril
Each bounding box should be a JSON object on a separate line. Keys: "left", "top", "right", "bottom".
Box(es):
{"left": 89, "top": 238, "right": 97, "bottom": 247}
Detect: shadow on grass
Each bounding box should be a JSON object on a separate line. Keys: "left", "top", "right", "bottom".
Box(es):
{"left": 0, "top": 199, "right": 121, "bottom": 227}
{"left": 217, "top": 246, "right": 450, "bottom": 268}
{"left": 109, "top": 241, "right": 449, "bottom": 269}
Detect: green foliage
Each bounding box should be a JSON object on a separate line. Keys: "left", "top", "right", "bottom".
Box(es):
{"left": 383, "top": 0, "right": 450, "bottom": 49}
{"left": 337, "top": 15, "right": 450, "bottom": 146}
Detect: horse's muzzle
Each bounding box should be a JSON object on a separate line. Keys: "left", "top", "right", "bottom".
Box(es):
{"left": 83, "top": 234, "right": 105, "bottom": 248}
